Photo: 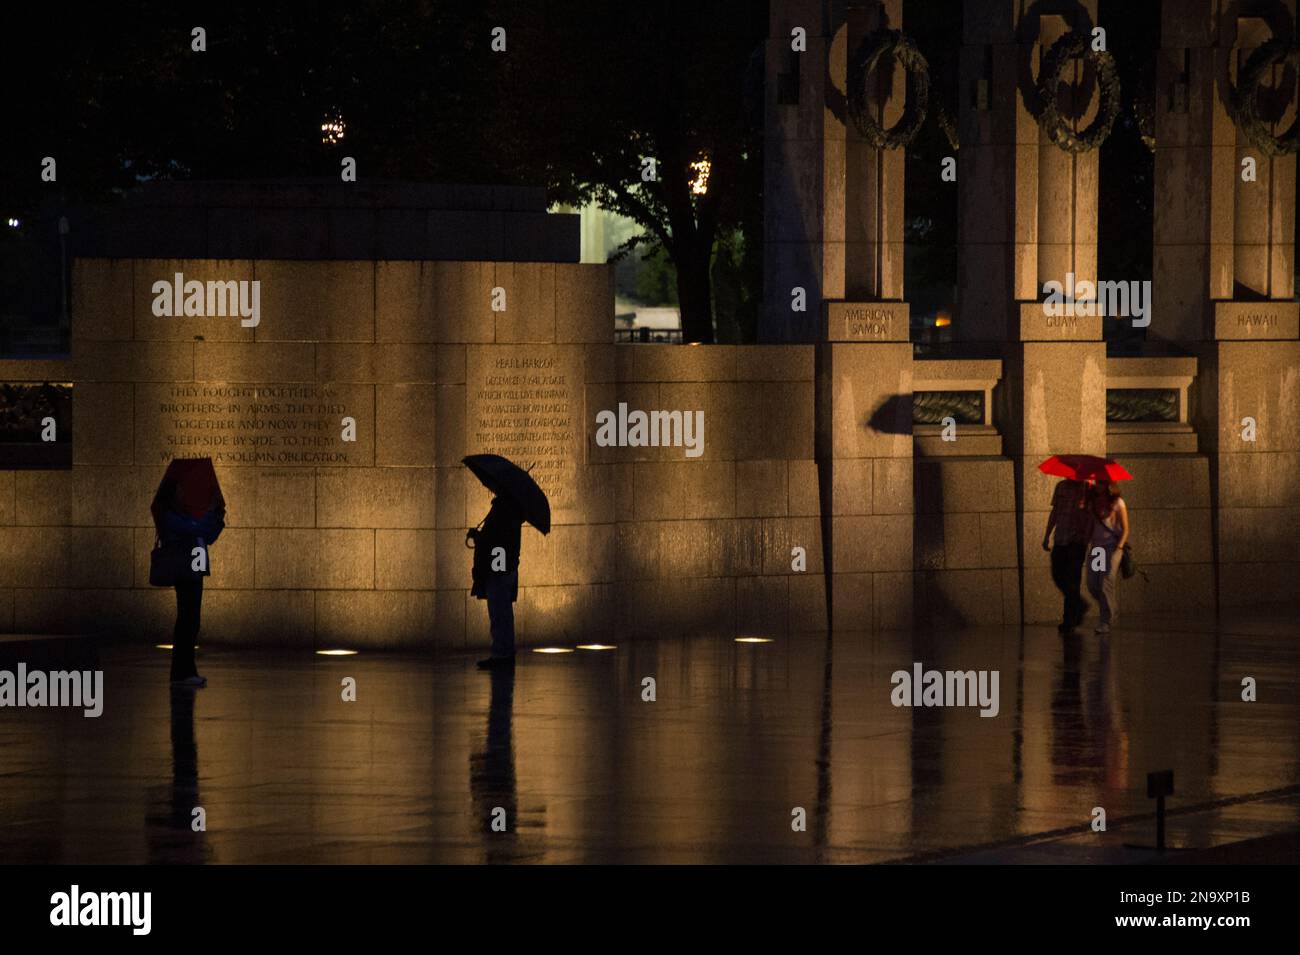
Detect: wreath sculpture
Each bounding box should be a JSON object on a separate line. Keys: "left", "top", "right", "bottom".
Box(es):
{"left": 1233, "top": 39, "right": 1300, "bottom": 156}
{"left": 1036, "top": 30, "right": 1121, "bottom": 153}
{"left": 847, "top": 29, "right": 930, "bottom": 149}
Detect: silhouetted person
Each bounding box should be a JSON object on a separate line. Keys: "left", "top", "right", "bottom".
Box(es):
{"left": 151, "top": 471, "right": 225, "bottom": 687}
{"left": 1086, "top": 482, "right": 1129, "bottom": 635}
{"left": 1042, "top": 477, "right": 1091, "bottom": 632}
{"left": 469, "top": 486, "right": 524, "bottom": 669}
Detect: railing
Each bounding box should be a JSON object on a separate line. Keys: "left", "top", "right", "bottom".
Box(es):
{"left": 1104, "top": 356, "right": 1197, "bottom": 453}
{"left": 912, "top": 358, "right": 1003, "bottom": 455}
{"left": 614, "top": 328, "right": 683, "bottom": 344}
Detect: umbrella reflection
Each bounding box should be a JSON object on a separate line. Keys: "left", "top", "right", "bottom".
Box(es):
{"left": 145, "top": 687, "right": 211, "bottom": 863}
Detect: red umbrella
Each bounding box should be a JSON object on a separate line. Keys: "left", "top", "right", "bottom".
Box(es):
{"left": 151, "top": 457, "right": 224, "bottom": 532}
{"left": 1039, "top": 454, "right": 1133, "bottom": 482}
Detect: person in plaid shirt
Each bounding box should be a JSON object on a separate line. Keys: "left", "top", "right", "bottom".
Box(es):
{"left": 1042, "top": 478, "right": 1091, "bottom": 632}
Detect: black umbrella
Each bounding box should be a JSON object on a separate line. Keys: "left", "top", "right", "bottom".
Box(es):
{"left": 462, "top": 454, "right": 551, "bottom": 534}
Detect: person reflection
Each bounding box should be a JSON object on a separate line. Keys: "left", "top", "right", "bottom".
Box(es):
{"left": 1049, "top": 634, "right": 1095, "bottom": 787}
{"left": 146, "top": 687, "right": 210, "bottom": 863}
{"left": 469, "top": 664, "right": 520, "bottom": 862}
{"left": 1088, "top": 638, "right": 1129, "bottom": 792}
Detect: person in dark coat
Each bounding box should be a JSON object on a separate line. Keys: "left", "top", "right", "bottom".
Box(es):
{"left": 468, "top": 487, "right": 524, "bottom": 669}
{"left": 151, "top": 475, "right": 225, "bottom": 687}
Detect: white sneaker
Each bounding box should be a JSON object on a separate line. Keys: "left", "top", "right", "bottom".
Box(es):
{"left": 1094, "top": 624, "right": 1110, "bottom": 635}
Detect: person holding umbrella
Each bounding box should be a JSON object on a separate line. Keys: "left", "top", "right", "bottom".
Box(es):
{"left": 1039, "top": 455, "right": 1133, "bottom": 634}
{"left": 462, "top": 455, "right": 550, "bottom": 670}
{"left": 1042, "top": 475, "right": 1091, "bottom": 632}
{"left": 149, "top": 458, "right": 225, "bottom": 687}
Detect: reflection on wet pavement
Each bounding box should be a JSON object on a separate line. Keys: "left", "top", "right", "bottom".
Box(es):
{"left": 1, "top": 610, "right": 1296, "bottom": 863}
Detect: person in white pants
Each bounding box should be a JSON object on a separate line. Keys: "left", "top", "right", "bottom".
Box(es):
{"left": 1086, "top": 482, "right": 1129, "bottom": 635}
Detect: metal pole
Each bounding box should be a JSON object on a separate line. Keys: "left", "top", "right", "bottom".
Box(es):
{"left": 1156, "top": 794, "right": 1166, "bottom": 851}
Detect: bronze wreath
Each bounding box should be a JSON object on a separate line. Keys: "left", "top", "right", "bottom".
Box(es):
{"left": 1036, "top": 31, "right": 1121, "bottom": 154}
{"left": 1233, "top": 39, "right": 1300, "bottom": 157}
{"left": 847, "top": 29, "right": 930, "bottom": 149}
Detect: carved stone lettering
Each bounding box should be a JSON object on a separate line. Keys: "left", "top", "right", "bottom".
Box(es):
{"left": 467, "top": 345, "right": 582, "bottom": 511}
{"left": 140, "top": 383, "right": 362, "bottom": 465}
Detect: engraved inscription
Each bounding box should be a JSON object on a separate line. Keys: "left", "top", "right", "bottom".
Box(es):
{"left": 844, "top": 306, "right": 893, "bottom": 338}
{"left": 468, "top": 347, "right": 580, "bottom": 511}
{"left": 148, "top": 383, "right": 358, "bottom": 465}
{"left": 1214, "top": 302, "right": 1299, "bottom": 339}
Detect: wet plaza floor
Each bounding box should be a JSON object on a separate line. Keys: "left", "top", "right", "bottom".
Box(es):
{"left": 1, "top": 609, "right": 1297, "bottom": 864}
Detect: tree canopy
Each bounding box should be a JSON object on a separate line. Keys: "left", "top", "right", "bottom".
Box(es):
{"left": 3, "top": 1, "right": 767, "bottom": 342}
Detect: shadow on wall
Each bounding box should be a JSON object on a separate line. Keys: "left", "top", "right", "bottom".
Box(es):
{"left": 867, "top": 393, "right": 913, "bottom": 435}
{"left": 911, "top": 466, "right": 972, "bottom": 631}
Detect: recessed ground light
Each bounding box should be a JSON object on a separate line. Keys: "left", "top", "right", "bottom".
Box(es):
{"left": 576, "top": 644, "right": 616, "bottom": 651}
{"left": 316, "top": 649, "right": 358, "bottom": 656}
{"left": 734, "top": 637, "right": 774, "bottom": 644}
{"left": 532, "top": 647, "right": 575, "bottom": 654}
{"left": 155, "top": 644, "right": 200, "bottom": 650}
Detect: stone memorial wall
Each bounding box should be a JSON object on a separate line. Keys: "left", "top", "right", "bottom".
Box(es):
{"left": 5, "top": 0, "right": 1300, "bottom": 646}
{"left": 0, "top": 257, "right": 831, "bottom": 649}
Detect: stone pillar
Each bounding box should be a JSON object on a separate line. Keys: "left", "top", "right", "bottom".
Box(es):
{"left": 839, "top": 4, "right": 906, "bottom": 304}
{"left": 1156, "top": 0, "right": 1300, "bottom": 608}
{"left": 763, "top": 0, "right": 828, "bottom": 346}
{"left": 956, "top": 0, "right": 1108, "bottom": 622}
{"left": 824, "top": 0, "right": 913, "bottom": 630}
{"left": 763, "top": 0, "right": 907, "bottom": 344}
{"left": 1154, "top": 0, "right": 1297, "bottom": 341}
{"left": 817, "top": 335, "right": 914, "bottom": 630}
{"left": 765, "top": 0, "right": 913, "bottom": 628}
